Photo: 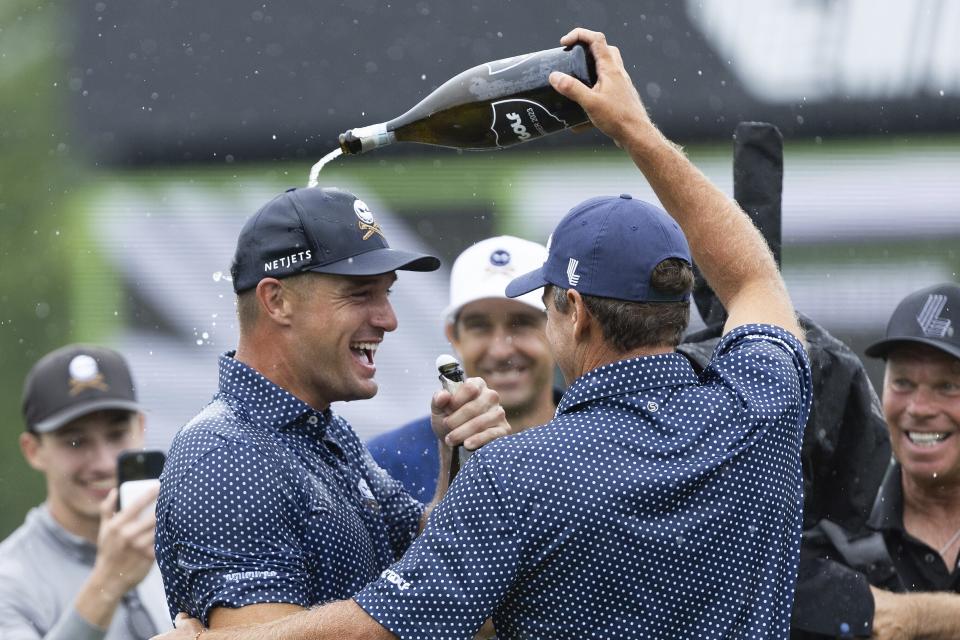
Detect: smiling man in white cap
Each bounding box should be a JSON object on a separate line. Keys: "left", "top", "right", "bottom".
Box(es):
{"left": 368, "top": 236, "right": 557, "bottom": 502}
{"left": 0, "top": 344, "right": 168, "bottom": 640}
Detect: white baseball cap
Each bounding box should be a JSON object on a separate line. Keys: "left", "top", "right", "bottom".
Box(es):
{"left": 442, "top": 235, "right": 549, "bottom": 324}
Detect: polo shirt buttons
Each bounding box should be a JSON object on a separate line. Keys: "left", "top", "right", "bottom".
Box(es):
{"left": 307, "top": 415, "right": 319, "bottom": 425}
{"left": 924, "top": 553, "right": 936, "bottom": 564}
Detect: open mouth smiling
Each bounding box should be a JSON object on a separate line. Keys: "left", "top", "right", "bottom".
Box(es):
{"left": 906, "top": 431, "right": 952, "bottom": 447}
{"left": 350, "top": 341, "right": 378, "bottom": 365}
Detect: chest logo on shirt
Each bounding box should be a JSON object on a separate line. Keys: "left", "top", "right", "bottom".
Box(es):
{"left": 381, "top": 568, "right": 412, "bottom": 591}
{"left": 647, "top": 401, "right": 659, "bottom": 412}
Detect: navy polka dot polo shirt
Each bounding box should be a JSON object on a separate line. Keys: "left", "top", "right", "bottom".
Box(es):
{"left": 355, "top": 324, "right": 813, "bottom": 639}
{"left": 156, "top": 352, "right": 424, "bottom": 624}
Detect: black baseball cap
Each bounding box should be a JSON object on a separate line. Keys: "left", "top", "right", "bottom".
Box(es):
{"left": 230, "top": 187, "right": 440, "bottom": 293}
{"left": 22, "top": 344, "right": 143, "bottom": 434}
{"left": 865, "top": 282, "right": 960, "bottom": 361}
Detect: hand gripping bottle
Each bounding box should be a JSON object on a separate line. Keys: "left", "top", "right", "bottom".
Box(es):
{"left": 339, "top": 44, "right": 596, "bottom": 155}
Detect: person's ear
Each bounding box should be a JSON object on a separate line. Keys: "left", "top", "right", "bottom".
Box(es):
{"left": 20, "top": 432, "right": 46, "bottom": 473}
{"left": 255, "top": 278, "right": 294, "bottom": 326}
{"left": 568, "top": 289, "right": 592, "bottom": 341}
{"left": 444, "top": 322, "right": 459, "bottom": 349}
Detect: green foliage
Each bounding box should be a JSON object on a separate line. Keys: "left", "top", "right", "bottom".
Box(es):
{"left": 0, "top": 1, "right": 80, "bottom": 537}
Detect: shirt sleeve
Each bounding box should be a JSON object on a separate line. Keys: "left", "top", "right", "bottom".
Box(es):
{"left": 360, "top": 445, "right": 425, "bottom": 559}
{"left": 159, "top": 439, "right": 312, "bottom": 625}
{"left": 707, "top": 323, "right": 813, "bottom": 447}
{"left": 43, "top": 609, "right": 108, "bottom": 640}
{"left": 354, "top": 454, "right": 519, "bottom": 640}
{"left": 0, "top": 582, "right": 105, "bottom": 640}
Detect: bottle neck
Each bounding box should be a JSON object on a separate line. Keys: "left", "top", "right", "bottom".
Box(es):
{"left": 340, "top": 122, "right": 397, "bottom": 154}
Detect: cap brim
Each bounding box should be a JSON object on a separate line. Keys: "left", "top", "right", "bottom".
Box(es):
{"left": 31, "top": 399, "right": 144, "bottom": 434}
{"left": 308, "top": 248, "right": 440, "bottom": 276}
{"left": 505, "top": 268, "right": 550, "bottom": 298}
{"left": 864, "top": 336, "right": 960, "bottom": 361}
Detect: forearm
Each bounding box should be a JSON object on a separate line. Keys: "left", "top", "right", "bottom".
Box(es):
{"left": 873, "top": 589, "right": 960, "bottom": 639}
{"left": 912, "top": 592, "right": 960, "bottom": 638}
{"left": 198, "top": 599, "right": 393, "bottom": 640}
{"left": 72, "top": 566, "right": 127, "bottom": 631}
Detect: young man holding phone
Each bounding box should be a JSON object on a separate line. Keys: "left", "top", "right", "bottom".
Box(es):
{"left": 0, "top": 344, "right": 169, "bottom": 640}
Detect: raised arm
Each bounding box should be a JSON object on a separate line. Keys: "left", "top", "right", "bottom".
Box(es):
{"left": 550, "top": 28, "right": 802, "bottom": 341}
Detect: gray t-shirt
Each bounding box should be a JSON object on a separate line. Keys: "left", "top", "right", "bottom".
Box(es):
{"left": 0, "top": 504, "right": 170, "bottom": 640}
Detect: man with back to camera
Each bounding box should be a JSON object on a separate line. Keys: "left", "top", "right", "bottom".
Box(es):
{"left": 154, "top": 186, "right": 512, "bottom": 629}
{"left": 791, "top": 282, "right": 960, "bottom": 640}
{"left": 367, "top": 235, "right": 558, "bottom": 502}
{"left": 154, "top": 26, "right": 812, "bottom": 640}
{"left": 0, "top": 344, "right": 168, "bottom": 640}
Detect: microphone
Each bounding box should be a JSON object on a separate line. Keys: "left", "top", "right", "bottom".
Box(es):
{"left": 436, "top": 354, "right": 468, "bottom": 484}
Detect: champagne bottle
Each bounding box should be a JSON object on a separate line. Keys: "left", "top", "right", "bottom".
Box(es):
{"left": 338, "top": 44, "right": 596, "bottom": 155}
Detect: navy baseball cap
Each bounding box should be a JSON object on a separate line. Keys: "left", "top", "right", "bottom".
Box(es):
{"left": 506, "top": 194, "right": 692, "bottom": 302}
{"left": 865, "top": 282, "right": 960, "bottom": 361}
{"left": 231, "top": 187, "right": 440, "bottom": 293}
{"left": 22, "top": 344, "right": 143, "bottom": 434}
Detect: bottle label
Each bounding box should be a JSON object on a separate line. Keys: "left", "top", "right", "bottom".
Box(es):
{"left": 489, "top": 99, "right": 569, "bottom": 146}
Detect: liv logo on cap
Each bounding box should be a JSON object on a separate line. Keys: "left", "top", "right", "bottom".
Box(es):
{"left": 917, "top": 294, "right": 952, "bottom": 339}
{"left": 865, "top": 282, "right": 960, "bottom": 360}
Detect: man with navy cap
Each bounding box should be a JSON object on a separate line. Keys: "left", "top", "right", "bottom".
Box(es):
{"left": 155, "top": 26, "right": 811, "bottom": 640}
{"left": 155, "top": 187, "right": 511, "bottom": 629}
{"left": 792, "top": 282, "right": 960, "bottom": 640}
{"left": 0, "top": 344, "right": 168, "bottom": 640}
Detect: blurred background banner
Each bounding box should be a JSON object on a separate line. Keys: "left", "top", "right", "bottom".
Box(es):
{"left": 1, "top": 0, "right": 957, "bottom": 537}
{"left": 63, "top": 0, "right": 960, "bottom": 163}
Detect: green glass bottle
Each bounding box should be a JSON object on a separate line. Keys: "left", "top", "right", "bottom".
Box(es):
{"left": 339, "top": 44, "right": 596, "bottom": 154}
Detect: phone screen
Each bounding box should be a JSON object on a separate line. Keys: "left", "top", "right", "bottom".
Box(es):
{"left": 117, "top": 450, "right": 165, "bottom": 513}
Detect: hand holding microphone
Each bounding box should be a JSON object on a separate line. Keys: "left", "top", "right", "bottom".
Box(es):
{"left": 436, "top": 354, "right": 467, "bottom": 484}
{"left": 432, "top": 354, "right": 511, "bottom": 485}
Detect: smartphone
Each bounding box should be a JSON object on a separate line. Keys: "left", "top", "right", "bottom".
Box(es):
{"left": 117, "top": 449, "right": 166, "bottom": 512}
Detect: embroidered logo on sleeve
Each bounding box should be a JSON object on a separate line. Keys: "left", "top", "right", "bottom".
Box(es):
{"left": 224, "top": 570, "right": 279, "bottom": 583}
{"left": 381, "top": 568, "right": 412, "bottom": 591}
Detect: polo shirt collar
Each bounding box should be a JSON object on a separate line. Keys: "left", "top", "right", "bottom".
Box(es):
{"left": 217, "top": 351, "right": 330, "bottom": 434}
{"left": 557, "top": 351, "right": 699, "bottom": 415}
{"left": 867, "top": 462, "right": 904, "bottom": 533}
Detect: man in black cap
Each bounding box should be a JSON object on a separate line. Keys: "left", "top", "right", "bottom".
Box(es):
{"left": 155, "top": 187, "right": 511, "bottom": 629}
{"left": 0, "top": 344, "right": 169, "bottom": 640}
{"left": 792, "top": 282, "right": 960, "bottom": 640}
